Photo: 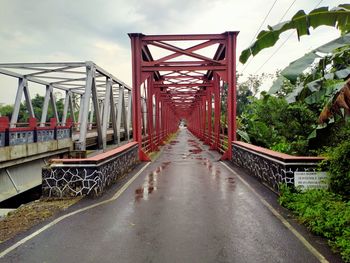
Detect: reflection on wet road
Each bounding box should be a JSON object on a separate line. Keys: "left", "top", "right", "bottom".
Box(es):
{"left": 134, "top": 162, "right": 171, "bottom": 202}
{"left": 0, "top": 128, "right": 321, "bottom": 263}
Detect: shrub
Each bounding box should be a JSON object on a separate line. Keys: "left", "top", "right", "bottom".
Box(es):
{"left": 279, "top": 185, "right": 350, "bottom": 262}
{"left": 241, "top": 95, "right": 317, "bottom": 155}
{"left": 323, "top": 140, "right": 350, "bottom": 199}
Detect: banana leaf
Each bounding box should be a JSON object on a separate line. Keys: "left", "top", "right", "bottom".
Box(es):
{"left": 239, "top": 4, "right": 350, "bottom": 64}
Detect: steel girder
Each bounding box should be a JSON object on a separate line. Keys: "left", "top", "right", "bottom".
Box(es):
{"left": 129, "top": 32, "right": 238, "bottom": 161}
{"left": 0, "top": 62, "right": 132, "bottom": 151}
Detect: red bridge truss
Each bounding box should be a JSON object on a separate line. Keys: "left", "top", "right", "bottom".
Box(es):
{"left": 129, "top": 32, "right": 239, "bottom": 161}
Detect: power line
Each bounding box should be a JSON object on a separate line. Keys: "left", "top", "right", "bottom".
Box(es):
{"left": 254, "top": 31, "right": 294, "bottom": 74}
{"left": 278, "top": 0, "right": 297, "bottom": 23}
{"left": 248, "top": 0, "right": 279, "bottom": 47}
{"left": 253, "top": 0, "right": 325, "bottom": 74}
{"left": 241, "top": 0, "right": 297, "bottom": 74}
{"left": 315, "top": 0, "right": 324, "bottom": 8}
{"left": 241, "top": 56, "right": 254, "bottom": 73}
{"left": 241, "top": 0, "right": 279, "bottom": 74}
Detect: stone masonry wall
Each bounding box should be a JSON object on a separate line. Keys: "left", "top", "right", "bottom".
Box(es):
{"left": 42, "top": 145, "right": 138, "bottom": 198}
{"left": 231, "top": 143, "right": 322, "bottom": 193}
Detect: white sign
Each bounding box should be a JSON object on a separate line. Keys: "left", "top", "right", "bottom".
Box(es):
{"left": 294, "top": 171, "right": 328, "bottom": 190}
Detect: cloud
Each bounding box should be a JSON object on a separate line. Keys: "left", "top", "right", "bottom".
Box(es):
{"left": 0, "top": 0, "right": 346, "bottom": 104}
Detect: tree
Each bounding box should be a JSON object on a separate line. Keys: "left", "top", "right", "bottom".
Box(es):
{"left": 236, "top": 73, "right": 272, "bottom": 115}
{"left": 239, "top": 93, "right": 316, "bottom": 154}
{"left": 0, "top": 104, "right": 14, "bottom": 119}
{"left": 0, "top": 94, "right": 65, "bottom": 123}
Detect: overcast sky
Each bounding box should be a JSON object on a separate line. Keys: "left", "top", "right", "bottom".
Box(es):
{"left": 0, "top": 0, "right": 346, "bottom": 104}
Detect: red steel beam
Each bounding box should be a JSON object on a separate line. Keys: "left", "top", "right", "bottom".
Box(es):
{"left": 143, "top": 39, "right": 224, "bottom": 66}
{"left": 221, "top": 32, "right": 237, "bottom": 160}
{"left": 129, "top": 33, "right": 151, "bottom": 161}
{"left": 147, "top": 41, "right": 223, "bottom": 65}
{"left": 212, "top": 73, "right": 220, "bottom": 150}
{"left": 142, "top": 34, "right": 227, "bottom": 41}
{"left": 129, "top": 32, "right": 238, "bottom": 161}
{"left": 142, "top": 65, "right": 227, "bottom": 72}
{"left": 154, "top": 83, "right": 212, "bottom": 88}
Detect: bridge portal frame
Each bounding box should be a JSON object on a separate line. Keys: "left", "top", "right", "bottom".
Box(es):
{"left": 129, "top": 32, "right": 238, "bottom": 160}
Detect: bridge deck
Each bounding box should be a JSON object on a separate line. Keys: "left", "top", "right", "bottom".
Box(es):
{"left": 0, "top": 128, "right": 322, "bottom": 262}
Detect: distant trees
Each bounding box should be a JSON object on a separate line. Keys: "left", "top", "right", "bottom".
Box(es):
{"left": 0, "top": 94, "right": 65, "bottom": 123}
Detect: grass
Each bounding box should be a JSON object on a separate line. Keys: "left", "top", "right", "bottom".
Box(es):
{"left": 279, "top": 185, "right": 350, "bottom": 262}
{"left": 0, "top": 197, "right": 81, "bottom": 243}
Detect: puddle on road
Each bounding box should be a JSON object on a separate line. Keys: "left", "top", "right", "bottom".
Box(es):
{"left": 189, "top": 148, "right": 202, "bottom": 154}
{"left": 136, "top": 133, "right": 236, "bottom": 202}
{"left": 161, "top": 161, "right": 171, "bottom": 168}
{"left": 187, "top": 138, "right": 203, "bottom": 155}
{"left": 194, "top": 156, "right": 236, "bottom": 192}
{"left": 182, "top": 136, "right": 236, "bottom": 193}
{"left": 135, "top": 161, "right": 171, "bottom": 202}
{"left": 182, "top": 153, "right": 191, "bottom": 159}
{"left": 225, "top": 177, "right": 235, "bottom": 184}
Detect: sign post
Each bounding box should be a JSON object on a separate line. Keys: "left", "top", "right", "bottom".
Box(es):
{"left": 294, "top": 171, "right": 328, "bottom": 190}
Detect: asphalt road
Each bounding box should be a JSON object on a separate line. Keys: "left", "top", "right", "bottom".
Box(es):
{"left": 0, "top": 128, "right": 323, "bottom": 263}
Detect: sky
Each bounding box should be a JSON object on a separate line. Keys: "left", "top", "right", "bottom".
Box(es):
{"left": 0, "top": 0, "right": 346, "bottom": 105}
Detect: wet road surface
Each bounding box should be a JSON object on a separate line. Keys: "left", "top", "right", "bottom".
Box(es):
{"left": 0, "top": 128, "right": 321, "bottom": 263}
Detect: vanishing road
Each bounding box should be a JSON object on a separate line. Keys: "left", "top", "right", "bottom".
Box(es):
{"left": 0, "top": 128, "right": 328, "bottom": 262}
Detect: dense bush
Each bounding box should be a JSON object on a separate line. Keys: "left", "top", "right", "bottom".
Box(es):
{"left": 279, "top": 185, "right": 350, "bottom": 262}
{"left": 322, "top": 140, "right": 350, "bottom": 199}
{"left": 240, "top": 94, "right": 317, "bottom": 155}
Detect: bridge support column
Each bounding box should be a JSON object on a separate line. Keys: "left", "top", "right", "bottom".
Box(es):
{"left": 126, "top": 90, "right": 132, "bottom": 141}
{"left": 221, "top": 32, "right": 237, "bottom": 161}
{"left": 201, "top": 96, "right": 206, "bottom": 141}
{"left": 77, "top": 66, "right": 92, "bottom": 150}
{"left": 206, "top": 87, "right": 213, "bottom": 146}
{"left": 11, "top": 78, "right": 34, "bottom": 127}
{"left": 116, "top": 84, "right": 126, "bottom": 145}
{"left": 147, "top": 77, "right": 158, "bottom": 151}
{"left": 102, "top": 79, "right": 112, "bottom": 149}
{"left": 211, "top": 73, "right": 221, "bottom": 151}
{"left": 62, "top": 90, "right": 74, "bottom": 126}
{"left": 107, "top": 80, "right": 118, "bottom": 145}
{"left": 41, "top": 85, "right": 52, "bottom": 127}
{"left": 155, "top": 91, "right": 161, "bottom": 146}
{"left": 129, "top": 33, "right": 150, "bottom": 161}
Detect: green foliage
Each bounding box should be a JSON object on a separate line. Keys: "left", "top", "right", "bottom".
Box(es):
{"left": 240, "top": 4, "right": 350, "bottom": 64}
{"left": 237, "top": 11, "right": 350, "bottom": 260}
{"left": 271, "top": 42, "right": 350, "bottom": 98}
{"left": 304, "top": 79, "right": 345, "bottom": 108}
{"left": 279, "top": 185, "right": 350, "bottom": 262}
{"left": 236, "top": 128, "right": 251, "bottom": 143}
{"left": 323, "top": 140, "right": 350, "bottom": 199}
{"left": 270, "top": 141, "right": 291, "bottom": 153}
{"left": 336, "top": 228, "right": 350, "bottom": 262}
{"left": 254, "top": 42, "right": 350, "bottom": 154}
{"left": 237, "top": 73, "right": 272, "bottom": 115}
{"left": 239, "top": 93, "right": 316, "bottom": 155}
{"left": 0, "top": 94, "right": 65, "bottom": 122}
{"left": 322, "top": 120, "right": 350, "bottom": 148}
{"left": 0, "top": 104, "right": 14, "bottom": 119}
{"left": 0, "top": 104, "right": 28, "bottom": 122}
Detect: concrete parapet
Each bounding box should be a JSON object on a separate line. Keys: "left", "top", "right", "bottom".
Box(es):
{"left": 0, "top": 139, "right": 73, "bottom": 163}
{"left": 42, "top": 142, "right": 139, "bottom": 198}
{"left": 231, "top": 141, "right": 324, "bottom": 193}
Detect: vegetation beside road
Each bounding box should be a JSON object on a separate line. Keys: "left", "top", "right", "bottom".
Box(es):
{"left": 237, "top": 5, "right": 350, "bottom": 261}
{"left": 0, "top": 197, "right": 81, "bottom": 243}
{"left": 279, "top": 186, "right": 350, "bottom": 262}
